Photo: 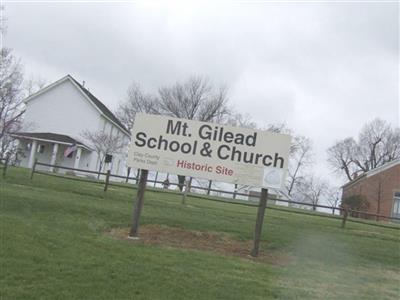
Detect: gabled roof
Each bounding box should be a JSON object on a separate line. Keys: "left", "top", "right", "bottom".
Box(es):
{"left": 342, "top": 158, "right": 400, "bottom": 189}
{"left": 68, "top": 76, "right": 129, "bottom": 135}
{"left": 365, "top": 158, "right": 400, "bottom": 178}
{"left": 24, "top": 75, "right": 130, "bottom": 136}
{"left": 11, "top": 132, "right": 91, "bottom": 150}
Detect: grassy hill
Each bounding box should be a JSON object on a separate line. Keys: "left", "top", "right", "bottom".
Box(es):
{"left": 1, "top": 167, "right": 399, "bottom": 299}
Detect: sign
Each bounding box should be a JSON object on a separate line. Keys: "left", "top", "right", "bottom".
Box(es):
{"left": 127, "top": 114, "right": 291, "bottom": 189}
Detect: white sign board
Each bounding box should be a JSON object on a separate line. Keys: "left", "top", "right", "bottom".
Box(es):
{"left": 127, "top": 114, "right": 291, "bottom": 189}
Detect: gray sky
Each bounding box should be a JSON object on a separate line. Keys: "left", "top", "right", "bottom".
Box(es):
{"left": 3, "top": 1, "right": 399, "bottom": 186}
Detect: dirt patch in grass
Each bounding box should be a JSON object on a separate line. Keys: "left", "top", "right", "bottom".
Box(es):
{"left": 107, "top": 225, "right": 292, "bottom": 265}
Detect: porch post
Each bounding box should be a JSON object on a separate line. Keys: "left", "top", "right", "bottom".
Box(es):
{"left": 49, "top": 143, "right": 59, "bottom": 172}
{"left": 28, "top": 140, "right": 38, "bottom": 169}
{"left": 74, "top": 147, "right": 82, "bottom": 170}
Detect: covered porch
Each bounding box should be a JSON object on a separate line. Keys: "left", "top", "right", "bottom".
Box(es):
{"left": 11, "top": 132, "right": 93, "bottom": 173}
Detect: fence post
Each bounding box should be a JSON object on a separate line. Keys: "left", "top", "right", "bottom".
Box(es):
{"left": 135, "top": 169, "right": 140, "bottom": 185}
{"left": 30, "top": 159, "right": 38, "bottom": 180}
{"left": 182, "top": 178, "right": 190, "bottom": 205}
{"left": 251, "top": 188, "right": 268, "bottom": 257}
{"left": 126, "top": 167, "right": 131, "bottom": 183}
{"left": 207, "top": 180, "right": 212, "bottom": 195}
{"left": 341, "top": 207, "right": 349, "bottom": 228}
{"left": 154, "top": 171, "right": 158, "bottom": 187}
{"left": 188, "top": 177, "right": 192, "bottom": 193}
{"left": 104, "top": 170, "right": 111, "bottom": 192}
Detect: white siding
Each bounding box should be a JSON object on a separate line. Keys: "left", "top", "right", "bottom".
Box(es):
{"left": 23, "top": 79, "right": 102, "bottom": 141}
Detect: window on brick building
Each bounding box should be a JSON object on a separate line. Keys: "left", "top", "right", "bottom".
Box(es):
{"left": 393, "top": 192, "right": 400, "bottom": 218}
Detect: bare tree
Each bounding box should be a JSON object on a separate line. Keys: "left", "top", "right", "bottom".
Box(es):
{"left": 327, "top": 137, "right": 357, "bottom": 182}
{"left": 157, "top": 76, "right": 230, "bottom": 122}
{"left": 115, "top": 82, "right": 159, "bottom": 132}
{"left": 117, "top": 76, "right": 230, "bottom": 135}
{"left": 82, "top": 130, "right": 127, "bottom": 176}
{"left": 264, "top": 123, "right": 314, "bottom": 196}
{"left": 287, "top": 135, "right": 313, "bottom": 196}
{"left": 265, "top": 123, "right": 290, "bottom": 134}
{"left": 327, "top": 118, "right": 400, "bottom": 181}
{"left": 24, "top": 75, "right": 47, "bottom": 96}
{"left": 357, "top": 119, "right": 400, "bottom": 170}
{"left": 0, "top": 48, "right": 25, "bottom": 159}
{"left": 225, "top": 112, "right": 257, "bottom": 129}
{"left": 325, "top": 189, "right": 341, "bottom": 215}
{"left": 294, "top": 175, "right": 329, "bottom": 211}
{"left": 158, "top": 76, "right": 230, "bottom": 190}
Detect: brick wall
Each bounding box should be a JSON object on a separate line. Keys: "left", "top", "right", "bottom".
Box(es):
{"left": 342, "top": 164, "right": 400, "bottom": 219}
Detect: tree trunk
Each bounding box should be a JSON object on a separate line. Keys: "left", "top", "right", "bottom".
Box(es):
{"left": 97, "top": 161, "right": 103, "bottom": 179}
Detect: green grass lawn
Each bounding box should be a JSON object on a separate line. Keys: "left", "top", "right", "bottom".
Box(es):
{"left": 1, "top": 167, "right": 399, "bottom": 299}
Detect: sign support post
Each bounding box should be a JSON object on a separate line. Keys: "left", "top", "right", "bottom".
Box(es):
{"left": 250, "top": 188, "right": 268, "bottom": 257}
{"left": 129, "top": 169, "right": 149, "bottom": 238}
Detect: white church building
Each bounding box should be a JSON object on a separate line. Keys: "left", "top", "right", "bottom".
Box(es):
{"left": 12, "top": 75, "right": 131, "bottom": 176}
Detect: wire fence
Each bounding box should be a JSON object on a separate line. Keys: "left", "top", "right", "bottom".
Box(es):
{"left": 26, "top": 160, "right": 400, "bottom": 229}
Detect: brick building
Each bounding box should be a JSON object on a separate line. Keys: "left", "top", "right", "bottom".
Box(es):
{"left": 342, "top": 159, "right": 400, "bottom": 220}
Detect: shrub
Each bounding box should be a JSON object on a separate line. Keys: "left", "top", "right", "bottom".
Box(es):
{"left": 342, "top": 195, "right": 369, "bottom": 217}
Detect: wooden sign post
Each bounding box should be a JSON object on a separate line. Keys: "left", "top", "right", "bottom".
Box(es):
{"left": 250, "top": 188, "right": 268, "bottom": 257}
{"left": 129, "top": 169, "right": 149, "bottom": 238}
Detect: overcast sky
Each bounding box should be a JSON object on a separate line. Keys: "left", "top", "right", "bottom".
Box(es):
{"left": 2, "top": 1, "right": 399, "bottom": 186}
